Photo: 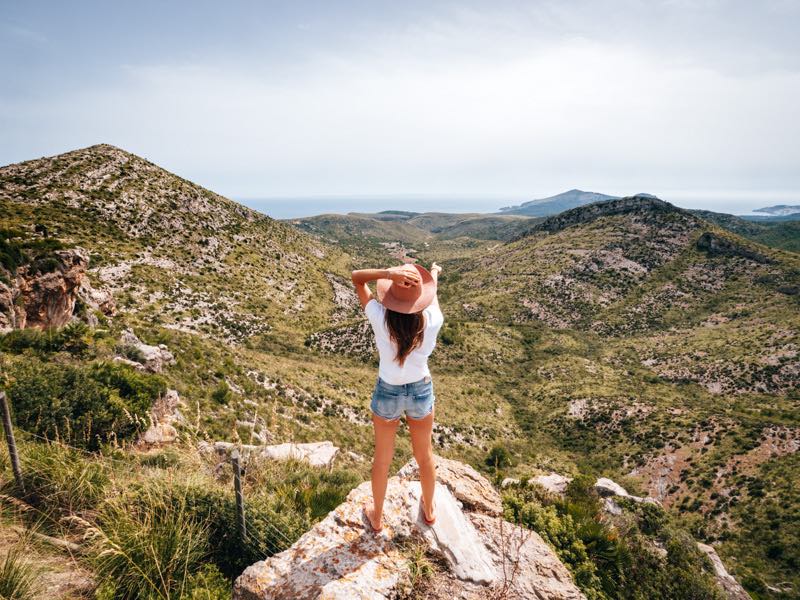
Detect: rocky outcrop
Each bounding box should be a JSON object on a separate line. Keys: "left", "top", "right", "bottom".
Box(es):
{"left": 233, "top": 455, "right": 585, "bottom": 600}
{"left": 696, "top": 231, "right": 771, "bottom": 264}
{"left": 118, "top": 329, "right": 175, "bottom": 373}
{"left": 397, "top": 455, "right": 503, "bottom": 515}
{"left": 0, "top": 248, "right": 92, "bottom": 331}
{"left": 141, "top": 389, "right": 184, "bottom": 445}
{"left": 201, "top": 440, "right": 340, "bottom": 468}
{"left": 697, "top": 543, "right": 752, "bottom": 600}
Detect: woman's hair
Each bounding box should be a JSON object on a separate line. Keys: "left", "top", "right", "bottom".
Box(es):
{"left": 384, "top": 308, "right": 425, "bottom": 366}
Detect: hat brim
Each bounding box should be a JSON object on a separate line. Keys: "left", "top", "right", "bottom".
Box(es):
{"left": 376, "top": 264, "right": 436, "bottom": 314}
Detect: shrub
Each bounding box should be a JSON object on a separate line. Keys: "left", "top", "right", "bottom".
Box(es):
{"left": 0, "top": 321, "right": 91, "bottom": 356}
{"left": 162, "top": 482, "right": 308, "bottom": 578}
{"left": 485, "top": 444, "right": 512, "bottom": 470}
{"left": 7, "top": 360, "right": 165, "bottom": 449}
{"left": 503, "top": 481, "right": 722, "bottom": 600}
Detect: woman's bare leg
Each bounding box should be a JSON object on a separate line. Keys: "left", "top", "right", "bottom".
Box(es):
{"left": 407, "top": 407, "right": 436, "bottom": 521}
{"left": 368, "top": 412, "right": 400, "bottom": 529}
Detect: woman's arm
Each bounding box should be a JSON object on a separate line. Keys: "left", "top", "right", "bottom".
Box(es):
{"left": 430, "top": 262, "right": 442, "bottom": 308}
{"left": 351, "top": 267, "right": 421, "bottom": 309}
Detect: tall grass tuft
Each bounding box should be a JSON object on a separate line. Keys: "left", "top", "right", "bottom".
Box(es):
{"left": 0, "top": 543, "right": 41, "bottom": 600}
{"left": 83, "top": 482, "right": 229, "bottom": 600}
{"left": 15, "top": 441, "right": 109, "bottom": 520}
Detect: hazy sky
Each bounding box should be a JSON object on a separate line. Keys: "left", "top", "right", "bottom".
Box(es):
{"left": 2, "top": 0, "right": 799, "bottom": 211}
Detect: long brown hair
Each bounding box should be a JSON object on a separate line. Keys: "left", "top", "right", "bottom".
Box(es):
{"left": 385, "top": 308, "right": 425, "bottom": 366}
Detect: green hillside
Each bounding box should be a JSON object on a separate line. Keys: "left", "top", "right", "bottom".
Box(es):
{"left": 1, "top": 148, "right": 798, "bottom": 598}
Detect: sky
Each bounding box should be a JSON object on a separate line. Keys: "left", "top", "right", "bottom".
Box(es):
{"left": 2, "top": 0, "right": 799, "bottom": 215}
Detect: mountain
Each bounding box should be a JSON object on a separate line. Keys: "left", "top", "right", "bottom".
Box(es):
{"left": 498, "top": 189, "right": 620, "bottom": 216}
{"left": 692, "top": 209, "right": 800, "bottom": 253}
{"left": 0, "top": 144, "right": 354, "bottom": 344}
{"left": 754, "top": 204, "right": 800, "bottom": 217}
{"left": 2, "top": 146, "right": 799, "bottom": 598}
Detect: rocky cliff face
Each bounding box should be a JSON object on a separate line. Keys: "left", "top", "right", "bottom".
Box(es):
{"left": 0, "top": 246, "right": 113, "bottom": 331}
{"left": 233, "top": 455, "right": 586, "bottom": 600}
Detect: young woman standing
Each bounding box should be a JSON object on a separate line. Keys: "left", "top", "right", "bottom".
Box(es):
{"left": 351, "top": 262, "right": 444, "bottom": 532}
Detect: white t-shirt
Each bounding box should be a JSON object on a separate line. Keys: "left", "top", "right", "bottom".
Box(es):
{"left": 364, "top": 297, "right": 445, "bottom": 385}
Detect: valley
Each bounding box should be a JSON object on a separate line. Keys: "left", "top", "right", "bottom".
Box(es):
{"left": 1, "top": 145, "right": 799, "bottom": 599}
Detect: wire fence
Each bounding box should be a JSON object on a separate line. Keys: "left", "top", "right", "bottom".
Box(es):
{"left": 1, "top": 421, "right": 300, "bottom": 562}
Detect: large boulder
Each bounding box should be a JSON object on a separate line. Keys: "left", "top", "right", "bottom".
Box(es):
{"left": 233, "top": 456, "right": 586, "bottom": 600}
{"left": 140, "top": 389, "right": 183, "bottom": 445}
{"left": 697, "top": 543, "right": 751, "bottom": 600}
{"left": 119, "top": 329, "right": 175, "bottom": 373}
{"left": 397, "top": 455, "right": 503, "bottom": 515}
{"left": 202, "top": 440, "right": 340, "bottom": 469}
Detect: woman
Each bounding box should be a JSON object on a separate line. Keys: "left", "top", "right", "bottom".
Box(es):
{"left": 351, "top": 261, "right": 444, "bottom": 532}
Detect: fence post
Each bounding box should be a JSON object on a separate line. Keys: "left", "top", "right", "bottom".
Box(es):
{"left": 0, "top": 391, "right": 25, "bottom": 493}
{"left": 231, "top": 449, "right": 246, "bottom": 540}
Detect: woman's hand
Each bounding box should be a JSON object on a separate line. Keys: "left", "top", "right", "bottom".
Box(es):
{"left": 430, "top": 262, "right": 443, "bottom": 280}
{"left": 387, "top": 265, "right": 421, "bottom": 287}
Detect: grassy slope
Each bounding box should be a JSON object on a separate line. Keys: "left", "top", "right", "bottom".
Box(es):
{"left": 2, "top": 146, "right": 799, "bottom": 596}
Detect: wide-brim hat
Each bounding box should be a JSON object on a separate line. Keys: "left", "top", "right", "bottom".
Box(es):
{"left": 376, "top": 263, "right": 436, "bottom": 314}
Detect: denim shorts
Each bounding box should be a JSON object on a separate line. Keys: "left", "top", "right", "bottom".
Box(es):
{"left": 370, "top": 376, "right": 435, "bottom": 421}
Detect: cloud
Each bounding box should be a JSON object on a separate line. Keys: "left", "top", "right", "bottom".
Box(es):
{"left": 1, "top": 1, "right": 799, "bottom": 203}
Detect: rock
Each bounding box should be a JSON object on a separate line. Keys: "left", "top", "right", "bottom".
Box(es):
{"left": 140, "top": 389, "right": 183, "bottom": 446}
{"left": 594, "top": 477, "right": 662, "bottom": 508}
{"left": 0, "top": 248, "right": 91, "bottom": 331}
{"left": 697, "top": 543, "right": 751, "bottom": 600}
{"left": 603, "top": 497, "right": 623, "bottom": 516}
{"left": 397, "top": 455, "right": 503, "bottom": 515}
{"left": 594, "top": 477, "right": 630, "bottom": 497}
{"left": 112, "top": 356, "right": 146, "bottom": 371}
{"left": 77, "top": 277, "right": 116, "bottom": 316}
{"left": 119, "top": 329, "right": 175, "bottom": 373}
{"left": 233, "top": 456, "right": 586, "bottom": 600}
{"left": 532, "top": 473, "right": 573, "bottom": 495}
{"left": 500, "top": 477, "right": 520, "bottom": 488}
{"left": 204, "top": 440, "right": 340, "bottom": 468}
{"left": 261, "top": 441, "right": 339, "bottom": 468}
{"left": 142, "top": 422, "right": 178, "bottom": 444}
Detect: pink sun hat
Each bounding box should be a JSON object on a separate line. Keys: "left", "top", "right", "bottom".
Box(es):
{"left": 376, "top": 263, "right": 436, "bottom": 314}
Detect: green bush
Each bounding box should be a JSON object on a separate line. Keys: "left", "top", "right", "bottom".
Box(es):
{"left": 485, "top": 444, "right": 512, "bottom": 469}
{"left": 162, "top": 483, "right": 308, "bottom": 578}
{"left": 503, "top": 481, "right": 722, "bottom": 600}
{"left": 7, "top": 360, "right": 165, "bottom": 449}
{"left": 0, "top": 321, "right": 91, "bottom": 356}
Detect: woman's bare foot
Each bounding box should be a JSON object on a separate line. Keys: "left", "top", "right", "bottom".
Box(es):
{"left": 420, "top": 496, "right": 436, "bottom": 525}
{"left": 364, "top": 501, "right": 383, "bottom": 532}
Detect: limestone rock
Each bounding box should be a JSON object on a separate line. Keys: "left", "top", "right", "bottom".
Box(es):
{"left": 141, "top": 389, "right": 184, "bottom": 445}
{"left": 594, "top": 477, "right": 661, "bottom": 507}
{"left": 142, "top": 422, "right": 178, "bottom": 444}
{"left": 204, "top": 440, "right": 339, "bottom": 468}
{"left": 697, "top": 543, "right": 751, "bottom": 600}
{"left": 397, "top": 455, "right": 503, "bottom": 515}
{"left": 532, "top": 473, "right": 573, "bottom": 495}
{"left": 233, "top": 457, "right": 585, "bottom": 600}
{"left": 261, "top": 441, "right": 339, "bottom": 468}
{"left": 119, "top": 329, "right": 175, "bottom": 373}
{"left": 500, "top": 477, "right": 520, "bottom": 488}
{"left": 0, "top": 248, "right": 91, "bottom": 331}
{"left": 594, "top": 477, "right": 630, "bottom": 497}
{"left": 77, "top": 277, "right": 116, "bottom": 316}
